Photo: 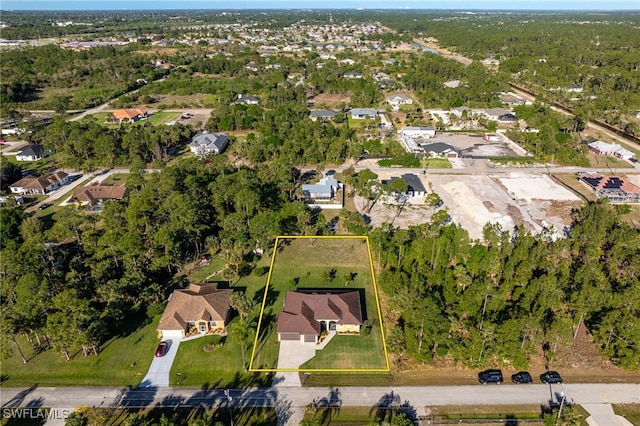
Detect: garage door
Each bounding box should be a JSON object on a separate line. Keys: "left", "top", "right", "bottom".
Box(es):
{"left": 279, "top": 333, "right": 299, "bottom": 341}
{"left": 161, "top": 330, "right": 183, "bottom": 341}
{"left": 303, "top": 334, "right": 316, "bottom": 343}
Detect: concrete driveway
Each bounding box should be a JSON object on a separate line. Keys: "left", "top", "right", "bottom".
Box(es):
{"left": 139, "top": 339, "right": 181, "bottom": 388}
{"left": 273, "top": 340, "right": 317, "bottom": 387}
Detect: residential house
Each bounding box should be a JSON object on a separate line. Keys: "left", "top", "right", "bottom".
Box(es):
{"left": 69, "top": 183, "right": 127, "bottom": 207}
{"left": 9, "top": 171, "right": 68, "bottom": 195}
{"left": 373, "top": 71, "right": 390, "bottom": 81}
{"left": 443, "top": 80, "right": 462, "bottom": 89}
{"left": 401, "top": 126, "right": 436, "bottom": 139}
{"left": 483, "top": 108, "right": 513, "bottom": 121}
{"left": 310, "top": 110, "right": 337, "bottom": 121}
{"left": 382, "top": 174, "right": 427, "bottom": 198}
{"left": 16, "top": 144, "right": 46, "bottom": 162}
{"left": 500, "top": 92, "right": 529, "bottom": 106}
{"left": 421, "top": 142, "right": 459, "bottom": 159}
{"left": 378, "top": 79, "right": 397, "bottom": 89}
{"left": 587, "top": 140, "right": 636, "bottom": 161}
{"left": 157, "top": 283, "right": 233, "bottom": 340}
{"left": 190, "top": 132, "right": 229, "bottom": 157}
{"left": 451, "top": 106, "right": 473, "bottom": 118}
{"left": 386, "top": 94, "right": 413, "bottom": 111}
{"left": 276, "top": 290, "right": 363, "bottom": 343}
{"left": 579, "top": 173, "right": 640, "bottom": 203}
{"left": 109, "top": 108, "right": 149, "bottom": 123}
{"left": 245, "top": 62, "right": 259, "bottom": 72}
{"left": 339, "top": 58, "right": 355, "bottom": 65}
{"left": 350, "top": 108, "right": 378, "bottom": 119}
{"left": 235, "top": 95, "right": 260, "bottom": 105}
{"left": 301, "top": 176, "right": 341, "bottom": 201}
{"left": 342, "top": 71, "right": 363, "bottom": 79}
{"left": 498, "top": 113, "right": 517, "bottom": 122}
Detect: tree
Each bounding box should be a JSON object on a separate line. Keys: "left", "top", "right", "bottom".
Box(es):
{"left": 230, "top": 292, "right": 254, "bottom": 323}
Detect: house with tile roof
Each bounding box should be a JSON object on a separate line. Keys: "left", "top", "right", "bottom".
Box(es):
{"left": 109, "top": 108, "right": 149, "bottom": 123}
{"left": 69, "top": 183, "right": 127, "bottom": 207}
{"left": 157, "top": 283, "right": 233, "bottom": 340}
{"left": 309, "top": 110, "right": 338, "bottom": 121}
{"left": 276, "top": 290, "right": 363, "bottom": 343}
{"left": 9, "top": 171, "right": 68, "bottom": 195}
{"left": 587, "top": 140, "right": 636, "bottom": 161}
{"left": 579, "top": 173, "right": 640, "bottom": 203}
{"left": 386, "top": 94, "right": 413, "bottom": 111}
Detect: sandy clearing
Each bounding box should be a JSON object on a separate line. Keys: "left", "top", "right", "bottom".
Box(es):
{"left": 497, "top": 173, "right": 580, "bottom": 201}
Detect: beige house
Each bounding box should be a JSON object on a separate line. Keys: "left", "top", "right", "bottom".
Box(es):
{"left": 157, "top": 283, "right": 232, "bottom": 340}
{"left": 276, "top": 290, "right": 363, "bottom": 343}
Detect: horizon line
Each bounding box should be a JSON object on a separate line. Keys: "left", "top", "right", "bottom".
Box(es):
{"left": 1, "top": 8, "right": 639, "bottom": 12}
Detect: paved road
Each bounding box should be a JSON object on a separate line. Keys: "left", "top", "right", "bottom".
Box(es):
{"left": 1, "top": 384, "right": 638, "bottom": 413}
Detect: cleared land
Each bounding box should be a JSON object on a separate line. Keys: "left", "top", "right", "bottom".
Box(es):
{"left": 250, "top": 237, "right": 388, "bottom": 372}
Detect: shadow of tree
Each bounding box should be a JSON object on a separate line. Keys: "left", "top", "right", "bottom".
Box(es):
{"left": 370, "top": 390, "right": 401, "bottom": 423}
{"left": 1, "top": 383, "right": 39, "bottom": 408}
{"left": 4, "top": 397, "right": 46, "bottom": 426}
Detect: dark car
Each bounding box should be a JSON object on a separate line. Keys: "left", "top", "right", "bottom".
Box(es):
{"left": 511, "top": 371, "right": 533, "bottom": 384}
{"left": 478, "top": 369, "right": 503, "bottom": 385}
{"left": 540, "top": 371, "right": 563, "bottom": 384}
{"left": 38, "top": 203, "right": 53, "bottom": 210}
{"left": 155, "top": 341, "right": 169, "bottom": 357}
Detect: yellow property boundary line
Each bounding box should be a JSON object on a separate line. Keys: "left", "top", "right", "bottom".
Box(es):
{"left": 249, "top": 235, "right": 390, "bottom": 372}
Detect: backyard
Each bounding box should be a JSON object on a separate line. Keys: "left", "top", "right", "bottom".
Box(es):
{"left": 249, "top": 236, "right": 388, "bottom": 371}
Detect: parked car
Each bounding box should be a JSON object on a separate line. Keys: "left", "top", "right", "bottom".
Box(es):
{"left": 540, "top": 371, "right": 563, "bottom": 384}
{"left": 511, "top": 371, "right": 533, "bottom": 384}
{"left": 478, "top": 369, "right": 503, "bottom": 385}
{"left": 38, "top": 203, "right": 53, "bottom": 210}
{"left": 155, "top": 341, "right": 169, "bottom": 357}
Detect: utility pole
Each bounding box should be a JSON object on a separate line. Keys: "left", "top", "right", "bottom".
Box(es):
{"left": 224, "top": 389, "right": 234, "bottom": 426}
{"left": 557, "top": 384, "right": 567, "bottom": 421}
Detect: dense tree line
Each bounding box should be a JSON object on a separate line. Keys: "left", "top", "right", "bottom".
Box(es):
{"left": 0, "top": 159, "right": 326, "bottom": 363}
{"left": 372, "top": 201, "right": 639, "bottom": 369}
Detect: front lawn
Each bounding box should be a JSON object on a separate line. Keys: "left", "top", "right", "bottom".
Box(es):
{"left": 423, "top": 158, "right": 452, "bottom": 169}
{"left": 250, "top": 237, "right": 388, "bottom": 371}
{"left": 300, "top": 330, "right": 388, "bottom": 370}
{"left": 169, "top": 333, "right": 270, "bottom": 388}
{"left": 1, "top": 313, "right": 159, "bottom": 387}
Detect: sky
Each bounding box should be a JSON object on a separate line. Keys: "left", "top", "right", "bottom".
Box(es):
{"left": 2, "top": 0, "right": 639, "bottom": 10}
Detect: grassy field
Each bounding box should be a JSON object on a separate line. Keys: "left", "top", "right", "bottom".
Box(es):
{"left": 613, "top": 404, "right": 640, "bottom": 426}
{"left": 423, "top": 158, "right": 452, "bottom": 169}
{"left": 586, "top": 152, "right": 634, "bottom": 169}
{"left": 250, "top": 237, "right": 388, "bottom": 371}
{"left": 85, "top": 112, "right": 179, "bottom": 126}
{"left": 552, "top": 173, "right": 598, "bottom": 201}
{"left": 0, "top": 312, "right": 159, "bottom": 387}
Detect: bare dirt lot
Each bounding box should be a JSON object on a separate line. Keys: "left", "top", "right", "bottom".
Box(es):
{"left": 356, "top": 172, "right": 583, "bottom": 241}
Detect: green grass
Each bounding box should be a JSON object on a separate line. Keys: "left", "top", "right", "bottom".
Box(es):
{"left": 300, "top": 331, "right": 387, "bottom": 369}
{"left": 347, "top": 118, "right": 377, "bottom": 129}
{"left": 169, "top": 332, "right": 270, "bottom": 388}
{"left": 250, "top": 237, "right": 388, "bottom": 371}
{"left": 0, "top": 313, "right": 159, "bottom": 387}
{"left": 613, "top": 404, "right": 640, "bottom": 426}
{"left": 84, "top": 112, "right": 180, "bottom": 126}
{"left": 100, "top": 173, "right": 130, "bottom": 185}
{"left": 422, "top": 158, "right": 452, "bottom": 169}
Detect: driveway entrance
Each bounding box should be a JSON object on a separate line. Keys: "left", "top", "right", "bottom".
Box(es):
{"left": 140, "top": 339, "right": 181, "bottom": 387}
{"left": 272, "top": 340, "right": 316, "bottom": 387}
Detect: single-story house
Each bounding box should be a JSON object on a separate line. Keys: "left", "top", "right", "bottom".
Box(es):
{"left": 301, "top": 176, "right": 341, "bottom": 201}
{"left": 382, "top": 174, "right": 427, "bottom": 198}
{"left": 235, "top": 95, "right": 260, "bottom": 105}
{"left": 157, "top": 283, "right": 233, "bottom": 340}
{"left": 342, "top": 71, "right": 363, "bottom": 79}
{"left": 387, "top": 94, "right": 413, "bottom": 110}
{"left": 483, "top": 108, "right": 512, "bottom": 121}
{"left": 579, "top": 173, "right": 640, "bottom": 203}
{"left": 9, "top": 171, "right": 68, "bottom": 195}
{"left": 587, "top": 140, "right": 636, "bottom": 161}
{"left": 339, "top": 58, "right": 356, "bottom": 65}
{"left": 276, "top": 290, "right": 363, "bottom": 343}
{"left": 350, "top": 108, "right": 378, "bottom": 120}
{"left": 189, "top": 132, "right": 229, "bottom": 157}
{"left": 16, "top": 144, "right": 47, "bottom": 162}
{"left": 109, "top": 108, "right": 148, "bottom": 123}
{"left": 373, "top": 71, "right": 390, "bottom": 81}
{"left": 421, "top": 142, "right": 459, "bottom": 158}
{"left": 69, "top": 183, "right": 127, "bottom": 206}
{"left": 451, "top": 106, "right": 473, "bottom": 118}
{"left": 310, "top": 110, "right": 337, "bottom": 121}
{"left": 500, "top": 93, "right": 529, "bottom": 105}
{"left": 378, "top": 79, "right": 397, "bottom": 89}
{"left": 401, "top": 126, "right": 436, "bottom": 139}
{"left": 443, "top": 80, "right": 462, "bottom": 89}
